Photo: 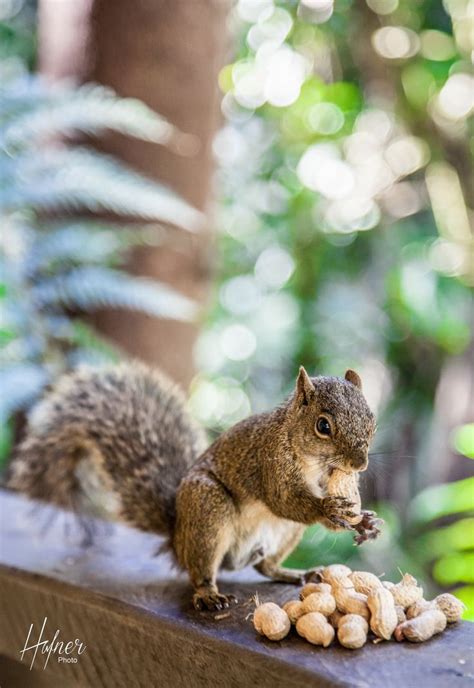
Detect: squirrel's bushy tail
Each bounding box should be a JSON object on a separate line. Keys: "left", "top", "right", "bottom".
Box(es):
{"left": 6, "top": 362, "right": 207, "bottom": 537}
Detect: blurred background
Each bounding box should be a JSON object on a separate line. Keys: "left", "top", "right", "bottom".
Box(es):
{"left": 1, "top": 0, "right": 473, "bottom": 616}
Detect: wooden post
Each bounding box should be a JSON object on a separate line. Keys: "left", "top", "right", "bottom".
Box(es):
{"left": 38, "top": 0, "right": 230, "bottom": 387}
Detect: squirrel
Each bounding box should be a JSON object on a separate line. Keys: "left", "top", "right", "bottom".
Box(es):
{"left": 6, "top": 361, "right": 380, "bottom": 610}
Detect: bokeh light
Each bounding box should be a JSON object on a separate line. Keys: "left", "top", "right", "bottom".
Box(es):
{"left": 366, "top": 0, "right": 399, "bottom": 15}
{"left": 436, "top": 73, "right": 474, "bottom": 121}
{"left": 372, "top": 26, "right": 420, "bottom": 60}
{"left": 254, "top": 246, "right": 294, "bottom": 288}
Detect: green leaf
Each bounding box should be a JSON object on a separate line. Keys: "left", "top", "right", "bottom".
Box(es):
{"left": 452, "top": 423, "right": 474, "bottom": 459}
{"left": 218, "top": 65, "right": 234, "bottom": 93}
{"left": 454, "top": 586, "right": 474, "bottom": 621}
{"left": 323, "top": 82, "right": 361, "bottom": 114}
{"left": 416, "top": 518, "right": 474, "bottom": 559}
{"left": 68, "top": 321, "right": 119, "bottom": 358}
{"left": 401, "top": 63, "right": 436, "bottom": 110}
{"left": 409, "top": 477, "right": 474, "bottom": 523}
{"left": 432, "top": 551, "right": 474, "bottom": 585}
{"left": 0, "top": 419, "right": 13, "bottom": 466}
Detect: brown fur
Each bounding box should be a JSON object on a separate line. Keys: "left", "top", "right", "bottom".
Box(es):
{"left": 174, "top": 367, "right": 376, "bottom": 609}
{"left": 7, "top": 363, "right": 376, "bottom": 610}
{"left": 7, "top": 362, "right": 206, "bottom": 534}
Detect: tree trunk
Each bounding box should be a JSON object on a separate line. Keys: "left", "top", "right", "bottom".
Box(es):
{"left": 38, "top": 0, "right": 230, "bottom": 388}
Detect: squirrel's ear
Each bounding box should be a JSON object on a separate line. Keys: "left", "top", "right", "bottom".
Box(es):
{"left": 345, "top": 369, "right": 362, "bottom": 390}
{"left": 295, "top": 366, "right": 315, "bottom": 406}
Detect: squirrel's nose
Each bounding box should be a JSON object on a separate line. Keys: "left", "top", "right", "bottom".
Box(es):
{"left": 349, "top": 453, "right": 368, "bottom": 472}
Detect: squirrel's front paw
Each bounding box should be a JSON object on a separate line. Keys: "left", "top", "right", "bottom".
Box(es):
{"left": 321, "top": 496, "right": 358, "bottom": 530}
{"left": 353, "top": 510, "right": 384, "bottom": 545}
{"left": 193, "top": 589, "right": 238, "bottom": 612}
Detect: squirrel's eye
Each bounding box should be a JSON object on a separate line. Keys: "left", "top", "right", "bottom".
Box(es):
{"left": 316, "top": 416, "right": 331, "bottom": 438}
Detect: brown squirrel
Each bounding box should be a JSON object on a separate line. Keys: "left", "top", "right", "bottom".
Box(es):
{"left": 7, "top": 362, "right": 381, "bottom": 610}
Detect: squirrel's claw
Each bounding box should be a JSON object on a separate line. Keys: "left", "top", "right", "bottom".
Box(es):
{"left": 304, "top": 566, "right": 325, "bottom": 583}
{"left": 331, "top": 516, "right": 356, "bottom": 530}
{"left": 353, "top": 511, "right": 384, "bottom": 545}
{"left": 193, "top": 590, "right": 238, "bottom": 612}
{"left": 354, "top": 529, "right": 379, "bottom": 546}
{"left": 322, "top": 495, "right": 357, "bottom": 530}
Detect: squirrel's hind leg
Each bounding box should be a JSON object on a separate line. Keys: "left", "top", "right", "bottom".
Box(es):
{"left": 254, "top": 524, "right": 307, "bottom": 584}
{"left": 174, "top": 471, "right": 237, "bottom": 611}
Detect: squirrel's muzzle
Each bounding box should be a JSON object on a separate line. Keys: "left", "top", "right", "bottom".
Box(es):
{"left": 348, "top": 452, "right": 368, "bottom": 472}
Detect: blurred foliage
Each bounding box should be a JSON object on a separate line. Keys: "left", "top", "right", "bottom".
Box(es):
{"left": 453, "top": 423, "right": 474, "bottom": 459}
{"left": 408, "top": 433, "right": 474, "bottom": 620}
{"left": 0, "top": 0, "right": 36, "bottom": 71}
{"left": 191, "top": 0, "right": 473, "bottom": 614}
{"left": 1, "top": 0, "right": 472, "bottom": 617}
{"left": 0, "top": 75, "right": 201, "bottom": 457}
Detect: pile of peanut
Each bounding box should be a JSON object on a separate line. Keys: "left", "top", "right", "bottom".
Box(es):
{"left": 252, "top": 564, "right": 465, "bottom": 649}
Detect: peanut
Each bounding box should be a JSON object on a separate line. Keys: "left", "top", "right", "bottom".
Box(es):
{"left": 407, "top": 592, "right": 466, "bottom": 623}
{"left": 406, "top": 593, "right": 465, "bottom": 623}
{"left": 329, "top": 609, "right": 345, "bottom": 629}
{"left": 300, "top": 582, "right": 332, "bottom": 599}
{"left": 390, "top": 573, "right": 423, "bottom": 609}
{"left": 282, "top": 600, "right": 306, "bottom": 624}
{"left": 251, "top": 566, "right": 456, "bottom": 649}
{"left": 395, "top": 605, "right": 407, "bottom": 625}
{"left": 434, "top": 593, "right": 466, "bottom": 623}
{"left": 302, "top": 592, "right": 336, "bottom": 616}
{"left": 406, "top": 599, "right": 433, "bottom": 620}
{"left": 253, "top": 602, "right": 291, "bottom": 641}
{"left": 332, "top": 578, "right": 370, "bottom": 620}
{"left": 327, "top": 469, "right": 362, "bottom": 525}
{"left": 320, "top": 564, "right": 352, "bottom": 583}
{"left": 349, "top": 571, "right": 383, "bottom": 596}
{"left": 296, "top": 612, "right": 335, "bottom": 647}
{"left": 367, "top": 587, "right": 398, "bottom": 640}
{"left": 395, "top": 608, "right": 446, "bottom": 643}
{"left": 337, "top": 614, "right": 369, "bottom": 649}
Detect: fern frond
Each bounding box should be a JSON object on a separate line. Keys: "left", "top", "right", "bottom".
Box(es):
{"left": 2, "top": 82, "right": 178, "bottom": 149}
{"left": 31, "top": 225, "right": 123, "bottom": 268}
{"left": 64, "top": 320, "right": 120, "bottom": 361}
{"left": 0, "top": 76, "right": 47, "bottom": 120}
{"left": 1, "top": 76, "right": 201, "bottom": 423}
{"left": 1, "top": 147, "right": 203, "bottom": 231}
{"left": 0, "top": 336, "right": 40, "bottom": 364}
{"left": 28, "top": 222, "right": 163, "bottom": 271}
{"left": 0, "top": 363, "right": 50, "bottom": 420}
{"left": 32, "top": 266, "right": 197, "bottom": 321}
{"left": 67, "top": 347, "right": 117, "bottom": 368}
